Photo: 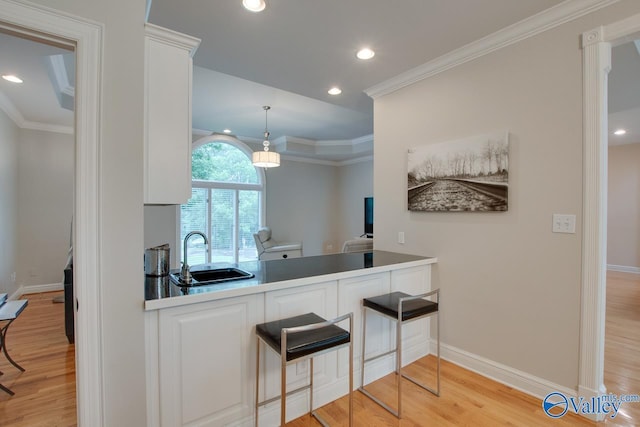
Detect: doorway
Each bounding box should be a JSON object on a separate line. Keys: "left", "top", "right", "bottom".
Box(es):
{"left": 581, "top": 12, "right": 640, "bottom": 422}
{"left": 0, "top": 25, "right": 76, "bottom": 423}
{"left": 0, "top": 2, "right": 104, "bottom": 425}
{"left": 604, "top": 38, "right": 640, "bottom": 424}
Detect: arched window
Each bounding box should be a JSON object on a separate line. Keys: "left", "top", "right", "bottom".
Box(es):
{"left": 180, "top": 135, "right": 265, "bottom": 264}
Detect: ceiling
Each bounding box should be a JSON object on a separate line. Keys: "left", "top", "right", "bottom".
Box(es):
{"left": 0, "top": 31, "right": 74, "bottom": 132}
{"left": 1, "top": 1, "right": 639, "bottom": 162}
{"left": 148, "top": 0, "right": 565, "bottom": 154}
{"left": 608, "top": 40, "right": 640, "bottom": 146}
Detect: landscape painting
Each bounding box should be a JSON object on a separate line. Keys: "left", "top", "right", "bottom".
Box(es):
{"left": 407, "top": 131, "right": 509, "bottom": 212}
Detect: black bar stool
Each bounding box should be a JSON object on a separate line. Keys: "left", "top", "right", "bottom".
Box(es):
{"left": 359, "top": 290, "right": 440, "bottom": 418}
{"left": 255, "top": 312, "right": 353, "bottom": 426}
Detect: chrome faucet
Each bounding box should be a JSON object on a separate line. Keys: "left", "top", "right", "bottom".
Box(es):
{"left": 181, "top": 231, "right": 208, "bottom": 284}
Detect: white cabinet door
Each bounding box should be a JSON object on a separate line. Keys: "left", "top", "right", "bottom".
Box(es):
{"left": 337, "top": 272, "right": 391, "bottom": 386}
{"left": 158, "top": 294, "right": 264, "bottom": 426}
{"left": 144, "top": 23, "right": 200, "bottom": 205}
{"left": 391, "top": 265, "right": 432, "bottom": 365}
{"left": 261, "top": 281, "right": 338, "bottom": 424}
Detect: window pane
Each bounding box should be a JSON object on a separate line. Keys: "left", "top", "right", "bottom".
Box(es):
{"left": 192, "top": 142, "right": 258, "bottom": 184}
{"left": 180, "top": 187, "right": 208, "bottom": 265}
{"left": 239, "top": 190, "right": 259, "bottom": 261}
{"left": 211, "top": 189, "right": 234, "bottom": 263}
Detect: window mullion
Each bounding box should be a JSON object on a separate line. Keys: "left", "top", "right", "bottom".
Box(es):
{"left": 207, "top": 189, "right": 212, "bottom": 264}
{"left": 233, "top": 190, "right": 239, "bottom": 263}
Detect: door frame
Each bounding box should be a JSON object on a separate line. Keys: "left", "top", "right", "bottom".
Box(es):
{"left": 0, "top": 1, "right": 104, "bottom": 425}
{"left": 580, "top": 12, "right": 640, "bottom": 420}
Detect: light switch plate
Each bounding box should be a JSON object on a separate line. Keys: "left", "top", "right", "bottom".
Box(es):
{"left": 552, "top": 214, "right": 576, "bottom": 233}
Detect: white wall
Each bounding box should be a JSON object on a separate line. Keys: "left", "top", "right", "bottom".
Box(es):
{"left": 0, "top": 109, "right": 18, "bottom": 296}
{"left": 16, "top": 129, "right": 73, "bottom": 287}
{"left": 28, "top": 0, "right": 148, "bottom": 425}
{"left": 373, "top": 0, "right": 640, "bottom": 392}
{"left": 336, "top": 159, "right": 373, "bottom": 248}
{"left": 265, "top": 159, "right": 340, "bottom": 255}
{"left": 608, "top": 143, "right": 640, "bottom": 270}
{"left": 144, "top": 205, "right": 178, "bottom": 267}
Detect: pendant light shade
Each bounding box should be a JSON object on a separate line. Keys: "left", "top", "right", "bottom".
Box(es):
{"left": 252, "top": 150, "right": 280, "bottom": 167}
{"left": 252, "top": 106, "right": 280, "bottom": 168}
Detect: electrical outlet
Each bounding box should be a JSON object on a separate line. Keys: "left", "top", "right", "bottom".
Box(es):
{"left": 552, "top": 214, "right": 576, "bottom": 234}
{"left": 10, "top": 272, "right": 16, "bottom": 283}
{"left": 398, "top": 231, "right": 405, "bottom": 244}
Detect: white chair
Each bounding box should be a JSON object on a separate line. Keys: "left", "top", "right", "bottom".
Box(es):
{"left": 253, "top": 227, "right": 302, "bottom": 260}
{"left": 342, "top": 238, "right": 373, "bottom": 253}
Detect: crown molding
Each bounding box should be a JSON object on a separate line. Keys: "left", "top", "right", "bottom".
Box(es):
{"left": 47, "top": 53, "right": 75, "bottom": 111}
{"left": 0, "top": 90, "right": 24, "bottom": 125}
{"left": 191, "top": 128, "right": 373, "bottom": 164}
{"left": 280, "top": 154, "right": 373, "bottom": 167}
{"left": 366, "top": 0, "right": 621, "bottom": 99}
{"left": 145, "top": 22, "right": 201, "bottom": 57}
{"left": 352, "top": 134, "right": 374, "bottom": 145}
{"left": 20, "top": 120, "right": 74, "bottom": 134}
{"left": 337, "top": 155, "right": 373, "bottom": 166}
{"left": 0, "top": 90, "right": 74, "bottom": 134}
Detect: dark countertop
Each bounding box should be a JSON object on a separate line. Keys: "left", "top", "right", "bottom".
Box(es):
{"left": 145, "top": 250, "right": 435, "bottom": 308}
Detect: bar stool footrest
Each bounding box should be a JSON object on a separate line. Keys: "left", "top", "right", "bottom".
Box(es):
{"left": 257, "top": 383, "right": 311, "bottom": 408}
{"left": 358, "top": 386, "right": 400, "bottom": 418}
{"left": 311, "top": 410, "right": 330, "bottom": 427}
{"left": 402, "top": 373, "right": 439, "bottom": 397}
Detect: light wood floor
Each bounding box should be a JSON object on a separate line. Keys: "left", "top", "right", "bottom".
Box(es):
{"left": 0, "top": 275, "right": 637, "bottom": 426}
{"left": 287, "top": 355, "right": 595, "bottom": 426}
{"left": 602, "top": 271, "right": 640, "bottom": 426}
{"left": 0, "top": 292, "right": 76, "bottom": 427}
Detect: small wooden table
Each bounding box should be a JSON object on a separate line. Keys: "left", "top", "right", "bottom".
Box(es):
{"left": 0, "top": 294, "right": 28, "bottom": 396}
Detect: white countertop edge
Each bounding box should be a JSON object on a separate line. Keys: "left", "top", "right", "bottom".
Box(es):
{"left": 144, "top": 256, "right": 437, "bottom": 311}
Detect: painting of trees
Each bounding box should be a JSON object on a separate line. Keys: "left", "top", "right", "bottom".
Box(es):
{"left": 407, "top": 131, "right": 509, "bottom": 212}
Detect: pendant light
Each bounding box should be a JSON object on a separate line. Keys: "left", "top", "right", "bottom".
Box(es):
{"left": 252, "top": 106, "right": 281, "bottom": 168}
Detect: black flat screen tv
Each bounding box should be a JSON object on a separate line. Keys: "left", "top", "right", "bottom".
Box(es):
{"left": 364, "top": 197, "right": 373, "bottom": 237}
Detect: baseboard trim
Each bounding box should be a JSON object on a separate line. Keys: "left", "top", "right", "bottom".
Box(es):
{"left": 607, "top": 264, "right": 640, "bottom": 274}
{"left": 438, "top": 342, "right": 577, "bottom": 401}
{"left": 11, "top": 282, "right": 64, "bottom": 299}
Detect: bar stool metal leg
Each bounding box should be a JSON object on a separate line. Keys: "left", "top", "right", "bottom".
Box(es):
{"left": 396, "top": 306, "right": 403, "bottom": 417}
{"left": 255, "top": 335, "right": 260, "bottom": 427}
{"left": 359, "top": 290, "right": 440, "bottom": 418}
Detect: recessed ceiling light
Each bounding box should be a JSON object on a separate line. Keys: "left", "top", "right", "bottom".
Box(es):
{"left": 613, "top": 129, "right": 626, "bottom": 135}
{"left": 2, "top": 74, "right": 23, "bottom": 83}
{"left": 356, "top": 48, "right": 375, "bottom": 60}
{"left": 242, "top": 0, "right": 266, "bottom": 12}
{"left": 328, "top": 87, "right": 342, "bottom": 95}
{"left": 223, "top": 129, "right": 232, "bottom": 134}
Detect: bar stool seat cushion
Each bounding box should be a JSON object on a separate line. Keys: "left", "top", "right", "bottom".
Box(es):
{"left": 363, "top": 291, "right": 438, "bottom": 321}
{"left": 256, "top": 313, "right": 350, "bottom": 362}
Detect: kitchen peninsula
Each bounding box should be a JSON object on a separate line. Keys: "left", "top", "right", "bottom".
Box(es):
{"left": 144, "top": 250, "right": 437, "bottom": 426}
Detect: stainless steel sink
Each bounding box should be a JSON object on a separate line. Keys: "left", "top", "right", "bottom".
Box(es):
{"left": 169, "top": 268, "right": 254, "bottom": 287}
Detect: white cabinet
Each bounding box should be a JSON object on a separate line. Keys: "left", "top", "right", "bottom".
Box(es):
{"left": 144, "top": 261, "right": 435, "bottom": 426}
{"left": 157, "top": 294, "right": 264, "bottom": 426}
{"left": 144, "top": 23, "right": 200, "bottom": 204}
{"left": 337, "top": 272, "right": 391, "bottom": 385}
{"left": 391, "top": 265, "right": 432, "bottom": 365}
{"left": 260, "top": 281, "right": 339, "bottom": 425}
